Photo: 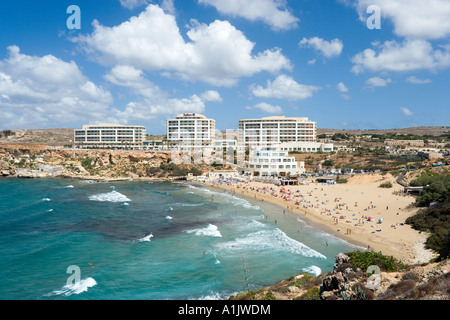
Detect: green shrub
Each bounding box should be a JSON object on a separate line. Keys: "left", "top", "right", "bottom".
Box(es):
{"left": 263, "top": 291, "right": 276, "bottom": 300}
{"left": 289, "top": 273, "right": 314, "bottom": 287}
{"left": 294, "top": 287, "right": 320, "bottom": 300}
{"left": 378, "top": 181, "right": 393, "bottom": 188}
{"left": 346, "top": 251, "right": 400, "bottom": 272}
{"left": 406, "top": 200, "right": 450, "bottom": 260}
{"left": 81, "top": 158, "right": 93, "bottom": 170}
{"left": 411, "top": 171, "right": 450, "bottom": 206}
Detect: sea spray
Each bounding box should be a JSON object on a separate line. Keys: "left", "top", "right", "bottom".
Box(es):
{"left": 50, "top": 278, "right": 97, "bottom": 297}
{"left": 88, "top": 190, "right": 131, "bottom": 203}
{"left": 186, "top": 224, "right": 222, "bottom": 238}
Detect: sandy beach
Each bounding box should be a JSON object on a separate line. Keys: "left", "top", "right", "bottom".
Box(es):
{"left": 197, "top": 173, "right": 438, "bottom": 265}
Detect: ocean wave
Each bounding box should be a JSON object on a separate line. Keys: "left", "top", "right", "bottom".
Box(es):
{"left": 63, "top": 185, "right": 74, "bottom": 189}
{"left": 302, "top": 265, "right": 322, "bottom": 277}
{"left": 189, "top": 186, "right": 262, "bottom": 211}
{"left": 186, "top": 224, "right": 222, "bottom": 238}
{"left": 165, "top": 216, "right": 173, "bottom": 220}
{"left": 41, "top": 198, "right": 51, "bottom": 202}
{"left": 138, "top": 233, "right": 154, "bottom": 242}
{"left": 296, "top": 217, "right": 364, "bottom": 250}
{"left": 215, "top": 229, "right": 326, "bottom": 259}
{"left": 88, "top": 190, "right": 131, "bottom": 203}
{"left": 233, "top": 199, "right": 261, "bottom": 210}
{"left": 50, "top": 277, "right": 97, "bottom": 297}
{"left": 197, "top": 291, "right": 231, "bottom": 300}
{"left": 170, "top": 202, "right": 203, "bottom": 207}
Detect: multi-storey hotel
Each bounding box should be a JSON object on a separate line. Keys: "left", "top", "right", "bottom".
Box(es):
{"left": 74, "top": 124, "right": 146, "bottom": 149}
{"left": 167, "top": 113, "right": 215, "bottom": 148}
{"left": 243, "top": 146, "right": 305, "bottom": 177}
{"left": 238, "top": 116, "right": 316, "bottom": 147}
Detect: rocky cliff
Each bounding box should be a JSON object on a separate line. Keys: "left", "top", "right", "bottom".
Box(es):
{"left": 229, "top": 252, "right": 449, "bottom": 300}
{"left": 0, "top": 146, "right": 197, "bottom": 181}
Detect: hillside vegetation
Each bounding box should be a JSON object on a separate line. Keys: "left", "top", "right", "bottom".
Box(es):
{"left": 406, "top": 169, "right": 450, "bottom": 260}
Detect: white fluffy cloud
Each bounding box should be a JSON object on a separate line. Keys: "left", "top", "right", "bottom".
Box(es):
{"left": 200, "top": 90, "right": 223, "bottom": 102}
{"left": 355, "top": 0, "right": 450, "bottom": 40}
{"left": 198, "top": 0, "right": 299, "bottom": 31}
{"left": 351, "top": 39, "right": 450, "bottom": 74}
{"left": 251, "top": 75, "right": 321, "bottom": 101}
{"left": 0, "top": 46, "right": 113, "bottom": 128}
{"left": 400, "top": 107, "right": 414, "bottom": 116}
{"left": 406, "top": 76, "right": 432, "bottom": 85}
{"left": 74, "top": 5, "right": 291, "bottom": 86}
{"left": 119, "top": 0, "right": 149, "bottom": 10}
{"left": 365, "top": 77, "right": 392, "bottom": 87}
{"left": 299, "top": 37, "right": 343, "bottom": 58}
{"left": 104, "top": 65, "right": 221, "bottom": 123}
{"left": 337, "top": 82, "right": 349, "bottom": 93}
{"left": 246, "top": 102, "right": 283, "bottom": 114}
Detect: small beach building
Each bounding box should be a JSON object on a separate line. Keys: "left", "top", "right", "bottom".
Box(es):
{"left": 278, "top": 141, "right": 334, "bottom": 153}
{"left": 243, "top": 145, "right": 305, "bottom": 178}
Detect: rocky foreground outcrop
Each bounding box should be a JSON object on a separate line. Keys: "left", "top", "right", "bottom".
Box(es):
{"left": 229, "top": 252, "right": 450, "bottom": 300}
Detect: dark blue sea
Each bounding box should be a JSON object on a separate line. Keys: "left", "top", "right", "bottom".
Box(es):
{"left": 0, "top": 178, "right": 360, "bottom": 300}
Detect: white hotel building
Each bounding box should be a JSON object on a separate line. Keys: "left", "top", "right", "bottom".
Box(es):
{"left": 167, "top": 113, "right": 216, "bottom": 148}
{"left": 238, "top": 116, "right": 316, "bottom": 147}
{"left": 243, "top": 146, "right": 305, "bottom": 178}
{"left": 74, "top": 124, "right": 146, "bottom": 149}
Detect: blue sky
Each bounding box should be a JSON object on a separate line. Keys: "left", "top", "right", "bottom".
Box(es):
{"left": 0, "top": 0, "right": 449, "bottom": 134}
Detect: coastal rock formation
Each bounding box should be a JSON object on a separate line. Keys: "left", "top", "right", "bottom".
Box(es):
{"left": 0, "top": 146, "right": 204, "bottom": 181}
{"left": 229, "top": 252, "right": 450, "bottom": 300}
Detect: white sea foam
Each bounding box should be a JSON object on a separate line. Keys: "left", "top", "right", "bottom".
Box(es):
{"left": 302, "top": 265, "right": 322, "bottom": 277}
{"left": 88, "top": 190, "right": 131, "bottom": 203}
{"left": 64, "top": 185, "right": 74, "bottom": 189}
{"left": 296, "top": 217, "right": 364, "bottom": 250}
{"left": 215, "top": 229, "right": 326, "bottom": 259}
{"left": 197, "top": 291, "right": 231, "bottom": 300}
{"left": 186, "top": 224, "right": 222, "bottom": 238}
{"left": 123, "top": 202, "right": 130, "bottom": 206}
{"left": 214, "top": 253, "right": 221, "bottom": 264}
{"left": 165, "top": 216, "right": 173, "bottom": 220}
{"left": 50, "top": 277, "right": 97, "bottom": 297}
{"left": 171, "top": 202, "right": 203, "bottom": 207}
{"left": 42, "top": 198, "right": 51, "bottom": 202}
{"left": 47, "top": 209, "right": 53, "bottom": 213}
{"left": 138, "top": 233, "right": 154, "bottom": 242}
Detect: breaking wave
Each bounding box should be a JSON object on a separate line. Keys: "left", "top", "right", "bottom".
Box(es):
{"left": 302, "top": 265, "right": 322, "bottom": 277}
{"left": 186, "top": 224, "right": 222, "bottom": 238}
{"left": 88, "top": 190, "right": 131, "bottom": 203}
{"left": 49, "top": 277, "right": 97, "bottom": 297}
{"left": 215, "top": 229, "right": 326, "bottom": 259}
{"left": 138, "top": 233, "right": 154, "bottom": 242}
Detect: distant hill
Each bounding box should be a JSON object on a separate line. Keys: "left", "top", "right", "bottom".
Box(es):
{"left": 317, "top": 126, "right": 449, "bottom": 137}
{"left": 0, "top": 128, "right": 74, "bottom": 146}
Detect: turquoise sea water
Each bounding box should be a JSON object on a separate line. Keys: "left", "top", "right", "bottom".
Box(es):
{"left": 0, "top": 178, "right": 360, "bottom": 300}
